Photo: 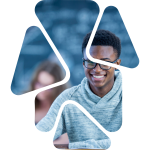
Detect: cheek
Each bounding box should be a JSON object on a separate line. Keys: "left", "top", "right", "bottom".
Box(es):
{"left": 84, "top": 66, "right": 90, "bottom": 75}
{"left": 107, "top": 68, "right": 115, "bottom": 77}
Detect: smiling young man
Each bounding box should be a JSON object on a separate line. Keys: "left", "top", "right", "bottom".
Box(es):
{"left": 82, "top": 30, "right": 121, "bottom": 98}
{"left": 36, "top": 30, "right": 122, "bottom": 149}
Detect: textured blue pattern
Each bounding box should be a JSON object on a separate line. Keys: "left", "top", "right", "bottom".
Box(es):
{"left": 69, "top": 139, "right": 111, "bottom": 149}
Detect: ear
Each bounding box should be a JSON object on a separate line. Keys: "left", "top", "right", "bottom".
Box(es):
{"left": 116, "top": 59, "right": 121, "bottom": 65}
{"left": 115, "top": 59, "right": 121, "bottom": 70}
{"left": 83, "top": 61, "right": 85, "bottom": 68}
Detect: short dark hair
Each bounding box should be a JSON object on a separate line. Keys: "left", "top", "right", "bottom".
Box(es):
{"left": 82, "top": 29, "right": 121, "bottom": 58}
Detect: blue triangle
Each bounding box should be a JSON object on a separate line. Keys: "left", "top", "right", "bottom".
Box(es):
{"left": 98, "top": 6, "right": 139, "bottom": 68}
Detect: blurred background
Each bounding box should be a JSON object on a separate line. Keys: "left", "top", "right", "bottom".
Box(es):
{"left": 11, "top": 0, "right": 139, "bottom": 95}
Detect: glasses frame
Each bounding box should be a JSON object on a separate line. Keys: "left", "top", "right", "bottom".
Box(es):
{"left": 82, "top": 58, "right": 118, "bottom": 70}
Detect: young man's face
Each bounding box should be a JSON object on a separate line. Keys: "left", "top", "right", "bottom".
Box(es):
{"left": 83, "top": 45, "right": 121, "bottom": 92}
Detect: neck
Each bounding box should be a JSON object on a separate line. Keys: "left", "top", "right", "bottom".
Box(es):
{"left": 36, "top": 98, "right": 52, "bottom": 109}
{"left": 89, "top": 79, "right": 115, "bottom": 98}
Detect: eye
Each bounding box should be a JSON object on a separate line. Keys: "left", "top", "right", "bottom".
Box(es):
{"left": 87, "top": 60, "right": 94, "bottom": 64}
{"left": 85, "top": 60, "right": 95, "bottom": 68}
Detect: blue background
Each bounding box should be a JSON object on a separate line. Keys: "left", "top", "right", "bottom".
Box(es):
{"left": 11, "top": 0, "right": 139, "bottom": 95}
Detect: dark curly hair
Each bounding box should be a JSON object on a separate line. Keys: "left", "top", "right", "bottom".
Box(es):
{"left": 82, "top": 29, "right": 121, "bottom": 58}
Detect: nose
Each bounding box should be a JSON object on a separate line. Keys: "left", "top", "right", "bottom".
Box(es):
{"left": 93, "top": 63, "right": 103, "bottom": 72}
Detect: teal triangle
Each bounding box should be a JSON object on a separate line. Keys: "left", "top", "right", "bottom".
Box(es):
{"left": 35, "top": 0, "right": 100, "bottom": 86}
{"left": 98, "top": 6, "right": 139, "bottom": 68}
{"left": 11, "top": 26, "right": 65, "bottom": 95}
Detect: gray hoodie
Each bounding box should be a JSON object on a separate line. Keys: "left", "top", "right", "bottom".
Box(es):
{"left": 36, "top": 71, "right": 122, "bottom": 149}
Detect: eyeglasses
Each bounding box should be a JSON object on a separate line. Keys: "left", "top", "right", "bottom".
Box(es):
{"left": 83, "top": 58, "right": 118, "bottom": 70}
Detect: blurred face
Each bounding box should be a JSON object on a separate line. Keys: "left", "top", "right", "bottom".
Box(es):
{"left": 83, "top": 46, "right": 121, "bottom": 93}
{"left": 34, "top": 71, "right": 55, "bottom": 101}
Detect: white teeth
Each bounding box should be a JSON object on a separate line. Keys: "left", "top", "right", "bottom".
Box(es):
{"left": 93, "top": 75, "right": 104, "bottom": 78}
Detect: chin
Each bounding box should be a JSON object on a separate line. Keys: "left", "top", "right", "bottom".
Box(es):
{"left": 89, "top": 82, "right": 104, "bottom": 89}
{"left": 91, "top": 80, "right": 105, "bottom": 86}
{"left": 94, "top": 84, "right": 105, "bottom": 88}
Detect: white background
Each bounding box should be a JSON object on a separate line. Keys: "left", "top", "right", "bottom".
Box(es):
{"left": 0, "top": 0, "right": 150, "bottom": 149}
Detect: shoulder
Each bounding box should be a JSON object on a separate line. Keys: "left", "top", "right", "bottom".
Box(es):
{"left": 54, "top": 78, "right": 86, "bottom": 104}
{"left": 63, "top": 77, "right": 88, "bottom": 98}
{"left": 59, "top": 84, "right": 81, "bottom": 99}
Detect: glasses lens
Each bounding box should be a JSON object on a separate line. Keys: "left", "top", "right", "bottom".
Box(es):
{"left": 85, "top": 60, "right": 96, "bottom": 69}
{"left": 100, "top": 64, "right": 111, "bottom": 70}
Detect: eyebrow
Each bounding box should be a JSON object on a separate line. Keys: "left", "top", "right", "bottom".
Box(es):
{"left": 85, "top": 58, "right": 111, "bottom": 61}
{"left": 100, "top": 58, "right": 111, "bottom": 60}
{"left": 86, "top": 58, "right": 111, "bottom": 60}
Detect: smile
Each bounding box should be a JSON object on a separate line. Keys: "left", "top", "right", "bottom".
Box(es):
{"left": 91, "top": 75, "right": 106, "bottom": 81}
{"left": 93, "top": 75, "right": 104, "bottom": 78}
